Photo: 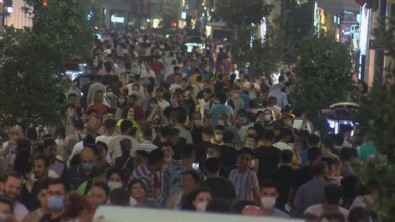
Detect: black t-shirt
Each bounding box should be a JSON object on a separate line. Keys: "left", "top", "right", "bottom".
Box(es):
{"left": 218, "top": 145, "right": 238, "bottom": 177}
{"left": 255, "top": 146, "right": 281, "bottom": 183}
{"left": 191, "top": 127, "right": 203, "bottom": 144}
{"left": 292, "top": 165, "right": 312, "bottom": 191}
{"left": 163, "top": 106, "right": 186, "bottom": 124}
{"left": 202, "top": 177, "right": 236, "bottom": 202}
{"left": 275, "top": 165, "right": 295, "bottom": 210}
{"left": 194, "top": 141, "right": 211, "bottom": 163}
{"left": 39, "top": 215, "right": 62, "bottom": 222}
{"left": 214, "top": 82, "right": 225, "bottom": 95}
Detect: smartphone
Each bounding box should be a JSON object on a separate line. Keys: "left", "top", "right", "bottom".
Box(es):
{"left": 192, "top": 163, "right": 200, "bottom": 170}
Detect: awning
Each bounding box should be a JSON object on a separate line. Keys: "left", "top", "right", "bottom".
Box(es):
{"left": 317, "top": 0, "right": 361, "bottom": 14}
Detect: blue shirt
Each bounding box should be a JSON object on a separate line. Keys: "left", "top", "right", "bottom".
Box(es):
{"left": 294, "top": 177, "right": 329, "bottom": 211}
{"left": 268, "top": 89, "right": 289, "bottom": 109}
{"left": 209, "top": 104, "right": 233, "bottom": 126}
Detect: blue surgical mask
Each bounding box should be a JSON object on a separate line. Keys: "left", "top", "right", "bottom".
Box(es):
{"left": 81, "top": 162, "right": 95, "bottom": 171}
{"left": 47, "top": 196, "right": 64, "bottom": 212}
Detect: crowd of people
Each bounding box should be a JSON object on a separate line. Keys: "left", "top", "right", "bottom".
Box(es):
{"left": 0, "top": 28, "right": 378, "bottom": 222}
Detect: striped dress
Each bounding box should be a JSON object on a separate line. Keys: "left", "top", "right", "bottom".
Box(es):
{"left": 228, "top": 169, "right": 259, "bottom": 201}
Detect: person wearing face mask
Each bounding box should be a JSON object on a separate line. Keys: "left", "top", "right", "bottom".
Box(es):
{"left": 182, "top": 188, "right": 212, "bottom": 212}
{"left": 39, "top": 178, "right": 70, "bottom": 222}
{"left": 260, "top": 180, "right": 289, "bottom": 218}
{"left": 64, "top": 147, "right": 97, "bottom": 190}
{"left": 106, "top": 170, "right": 124, "bottom": 191}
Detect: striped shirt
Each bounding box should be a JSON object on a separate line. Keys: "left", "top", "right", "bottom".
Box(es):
{"left": 228, "top": 169, "right": 259, "bottom": 201}
{"left": 131, "top": 164, "right": 163, "bottom": 201}
{"left": 138, "top": 140, "right": 158, "bottom": 153}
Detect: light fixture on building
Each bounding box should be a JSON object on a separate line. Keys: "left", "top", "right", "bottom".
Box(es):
{"left": 6, "top": 7, "right": 13, "bottom": 13}
{"left": 296, "top": 0, "right": 309, "bottom": 5}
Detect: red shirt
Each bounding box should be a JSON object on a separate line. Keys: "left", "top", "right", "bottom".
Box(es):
{"left": 151, "top": 61, "right": 164, "bottom": 76}
{"left": 87, "top": 103, "right": 109, "bottom": 118}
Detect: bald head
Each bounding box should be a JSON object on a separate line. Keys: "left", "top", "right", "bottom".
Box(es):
{"left": 81, "top": 147, "right": 96, "bottom": 163}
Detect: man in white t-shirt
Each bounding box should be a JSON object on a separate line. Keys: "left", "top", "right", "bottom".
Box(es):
{"left": 156, "top": 88, "right": 170, "bottom": 110}
{"left": 3, "top": 173, "right": 28, "bottom": 221}
{"left": 169, "top": 73, "right": 182, "bottom": 94}
{"left": 304, "top": 184, "right": 349, "bottom": 219}
{"left": 140, "top": 63, "right": 156, "bottom": 81}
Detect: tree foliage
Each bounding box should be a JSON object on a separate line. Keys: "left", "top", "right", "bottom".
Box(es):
{"left": 212, "top": 0, "right": 272, "bottom": 65}
{"left": 25, "top": 0, "right": 97, "bottom": 61}
{"left": 245, "top": 22, "right": 284, "bottom": 77}
{"left": 0, "top": 28, "right": 65, "bottom": 128}
{"left": 283, "top": 0, "right": 315, "bottom": 63}
{"left": 0, "top": 0, "right": 95, "bottom": 129}
{"left": 213, "top": 0, "right": 272, "bottom": 28}
{"left": 294, "top": 33, "right": 353, "bottom": 116}
{"left": 357, "top": 15, "right": 395, "bottom": 221}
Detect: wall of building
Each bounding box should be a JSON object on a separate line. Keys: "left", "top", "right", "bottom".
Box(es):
{"left": 4, "top": 0, "right": 33, "bottom": 29}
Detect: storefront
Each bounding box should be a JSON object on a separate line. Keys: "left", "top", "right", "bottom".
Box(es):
{"left": 315, "top": 0, "right": 365, "bottom": 78}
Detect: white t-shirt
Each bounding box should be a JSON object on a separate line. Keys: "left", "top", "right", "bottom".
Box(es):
{"left": 304, "top": 204, "right": 349, "bottom": 219}
{"left": 69, "top": 141, "right": 84, "bottom": 162}
{"left": 157, "top": 99, "right": 170, "bottom": 110}
{"left": 140, "top": 69, "right": 156, "bottom": 80}
{"left": 273, "top": 141, "right": 293, "bottom": 151}
{"left": 14, "top": 201, "right": 28, "bottom": 222}
{"left": 169, "top": 83, "right": 182, "bottom": 94}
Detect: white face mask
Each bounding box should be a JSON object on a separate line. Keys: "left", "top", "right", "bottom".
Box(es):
{"left": 250, "top": 159, "right": 256, "bottom": 168}
{"left": 217, "top": 120, "right": 225, "bottom": 126}
{"left": 206, "top": 154, "right": 216, "bottom": 159}
{"left": 261, "top": 197, "right": 276, "bottom": 209}
{"left": 196, "top": 201, "right": 208, "bottom": 212}
{"left": 130, "top": 197, "right": 138, "bottom": 206}
{"left": 108, "top": 181, "right": 123, "bottom": 190}
{"left": 264, "top": 115, "right": 272, "bottom": 122}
